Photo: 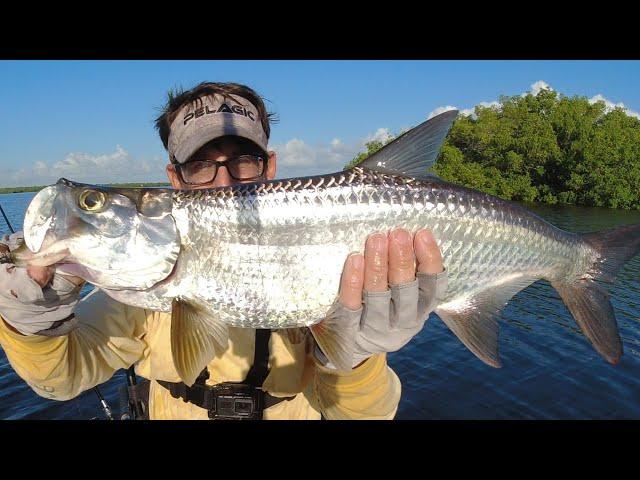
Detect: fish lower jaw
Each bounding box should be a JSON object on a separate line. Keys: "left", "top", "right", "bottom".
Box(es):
{"left": 10, "top": 243, "right": 70, "bottom": 268}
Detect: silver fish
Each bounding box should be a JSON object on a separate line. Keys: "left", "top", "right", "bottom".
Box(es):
{"left": 12, "top": 111, "right": 640, "bottom": 385}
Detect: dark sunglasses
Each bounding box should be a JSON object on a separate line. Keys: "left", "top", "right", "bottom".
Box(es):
{"left": 175, "top": 155, "right": 267, "bottom": 185}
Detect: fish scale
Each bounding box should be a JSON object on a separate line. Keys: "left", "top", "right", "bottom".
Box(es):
{"left": 165, "top": 167, "right": 594, "bottom": 329}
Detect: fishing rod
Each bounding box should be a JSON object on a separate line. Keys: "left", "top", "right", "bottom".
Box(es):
{"left": 93, "top": 383, "right": 114, "bottom": 420}
{"left": 0, "top": 197, "right": 114, "bottom": 420}
{"left": 0, "top": 202, "right": 14, "bottom": 234}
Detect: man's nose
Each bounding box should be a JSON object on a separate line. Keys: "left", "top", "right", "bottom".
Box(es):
{"left": 212, "top": 164, "right": 233, "bottom": 187}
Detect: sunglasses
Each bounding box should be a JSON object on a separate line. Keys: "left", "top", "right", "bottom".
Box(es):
{"left": 175, "top": 155, "right": 267, "bottom": 185}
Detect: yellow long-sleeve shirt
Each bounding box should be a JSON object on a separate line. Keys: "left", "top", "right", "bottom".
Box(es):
{"left": 0, "top": 290, "right": 401, "bottom": 419}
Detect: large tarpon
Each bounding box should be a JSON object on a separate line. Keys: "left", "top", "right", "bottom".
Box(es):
{"left": 11, "top": 111, "right": 640, "bottom": 385}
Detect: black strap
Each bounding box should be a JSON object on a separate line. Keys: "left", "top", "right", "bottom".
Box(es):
{"left": 194, "top": 366, "right": 210, "bottom": 385}
{"left": 156, "top": 328, "right": 295, "bottom": 418}
{"left": 243, "top": 329, "right": 271, "bottom": 386}
{"left": 189, "top": 328, "right": 271, "bottom": 386}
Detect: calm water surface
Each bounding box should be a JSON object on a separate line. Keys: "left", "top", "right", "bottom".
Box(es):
{"left": 0, "top": 192, "right": 639, "bottom": 419}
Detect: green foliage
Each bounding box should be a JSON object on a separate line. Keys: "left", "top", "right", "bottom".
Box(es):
{"left": 0, "top": 182, "right": 170, "bottom": 195}
{"left": 0, "top": 185, "right": 48, "bottom": 194}
{"left": 347, "top": 90, "right": 640, "bottom": 209}
{"left": 344, "top": 137, "right": 395, "bottom": 170}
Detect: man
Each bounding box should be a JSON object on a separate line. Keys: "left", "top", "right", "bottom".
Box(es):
{"left": 0, "top": 82, "right": 446, "bottom": 419}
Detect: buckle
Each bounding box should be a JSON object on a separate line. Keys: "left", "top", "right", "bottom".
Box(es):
{"left": 208, "top": 383, "right": 263, "bottom": 420}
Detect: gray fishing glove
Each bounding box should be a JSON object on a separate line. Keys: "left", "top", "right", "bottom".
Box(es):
{"left": 315, "top": 270, "right": 448, "bottom": 370}
{"left": 0, "top": 232, "right": 83, "bottom": 336}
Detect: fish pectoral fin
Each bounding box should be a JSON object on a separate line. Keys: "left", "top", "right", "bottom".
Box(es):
{"left": 309, "top": 303, "right": 358, "bottom": 371}
{"left": 356, "top": 109, "right": 458, "bottom": 179}
{"left": 435, "top": 276, "right": 537, "bottom": 368}
{"left": 171, "top": 299, "right": 229, "bottom": 386}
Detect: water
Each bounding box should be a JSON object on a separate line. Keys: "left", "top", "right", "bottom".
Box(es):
{"left": 1, "top": 193, "right": 639, "bottom": 419}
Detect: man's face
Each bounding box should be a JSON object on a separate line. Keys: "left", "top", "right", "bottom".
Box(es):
{"left": 166, "top": 136, "right": 277, "bottom": 190}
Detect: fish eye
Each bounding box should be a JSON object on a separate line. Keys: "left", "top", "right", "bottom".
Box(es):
{"left": 78, "top": 190, "right": 107, "bottom": 212}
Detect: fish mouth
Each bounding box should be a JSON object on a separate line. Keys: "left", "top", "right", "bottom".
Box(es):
{"left": 11, "top": 185, "right": 70, "bottom": 267}
{"left": 10, "top": 234, "right": 70, "bottom": 267}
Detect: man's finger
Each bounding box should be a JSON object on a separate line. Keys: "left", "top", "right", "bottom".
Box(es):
{"left": 27, "top": 265, "right": 54, "bottom": 288}
{"left": 363, "top": 232, "right": 388, "bottom": 292}
{"left": 338, "top": 253, "right": 364, "bottom": 310}
{"left": 414, "top": 229, "right": 444, "bottom": 274}
{"left": 388, "top": 228, "right": 416, "bottom": 285}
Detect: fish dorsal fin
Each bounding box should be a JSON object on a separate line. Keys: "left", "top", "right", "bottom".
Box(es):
{"left": 435, "top": 276, "right": 538, "bottom": 368}
{"left": 358, "top": 109, "right": 458, "bottom": 179}
{"left": 171, "top": 299, "right": 229, "bottom": 386}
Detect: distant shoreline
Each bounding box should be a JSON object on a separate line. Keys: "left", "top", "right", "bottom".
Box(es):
{"left": 0, "top": 182, "right": 171, "bottom": 195}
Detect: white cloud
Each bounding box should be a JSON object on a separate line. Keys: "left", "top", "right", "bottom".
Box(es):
{"left": 589, "top": 93, "right": 623, "bottom": 109}
{"left": 460, "top": 101, "right": 501, "bottom": 118}
{"left": 271, "top": 127, "right": 401, "bottom": 178}
{"left": 275, "top": 139, "right": 318, "bottom": 168}
{"left": 427, "top": 105, "right": 458, "bottom": 120}
{"left": 588, "top": 93, "right": 640, "bottom": 119}
{"left": 364, "top": 128, "right": 393, "bottom": 144}
{"left": 1, "top": 146, "right": 168, "bottom": 187}
{"left": 272, "top": 123, "right": 411, "bottom": 176}
{"left": 459, "top": 80, "right": 637, "bottom": 122}
{"left": 479, "top": 101, "right": 501, "bottom": 109}
{"left": 529, "top": 80, "right": 554, "bottom": 96}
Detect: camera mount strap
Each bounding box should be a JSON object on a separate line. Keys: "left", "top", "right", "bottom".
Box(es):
{"left": 157, "top": 329, "right": 295, "bottom": 419}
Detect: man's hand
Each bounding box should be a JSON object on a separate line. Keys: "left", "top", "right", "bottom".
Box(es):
{"left": 0, "top": 232, "right": 85, "bottom": 336}
{"left": 315, "top": 228, "right": 447, "bottom": 370}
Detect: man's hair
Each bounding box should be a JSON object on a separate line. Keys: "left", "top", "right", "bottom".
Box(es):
{"left": 154, "top": 82, "right": 278, "bottom": 150}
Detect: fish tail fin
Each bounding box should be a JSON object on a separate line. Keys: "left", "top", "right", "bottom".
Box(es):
{"left": 551, "top": 280, "right": 622, "bottom": 364}
{"left": 582, "top": 223, "right": 640, "bottom": 283}
{"left": 550, "top": 223, "right": 640, "bottom": 365}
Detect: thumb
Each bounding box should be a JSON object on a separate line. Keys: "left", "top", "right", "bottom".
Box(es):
{"left": 27, "top": 265, "right": 55, "bottom": 288}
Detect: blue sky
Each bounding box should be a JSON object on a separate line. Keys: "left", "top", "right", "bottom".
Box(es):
{"left": 0, "top": 60, "right": 638, "bottom": 186}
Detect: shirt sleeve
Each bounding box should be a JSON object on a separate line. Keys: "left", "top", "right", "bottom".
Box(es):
{"left": 310, "top": 353, "right": 402, "bottom": 420}
{"left": 0, "top": 290, "right": 149, "bottom": 401}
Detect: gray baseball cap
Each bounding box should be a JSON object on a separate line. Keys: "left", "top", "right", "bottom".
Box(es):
{"left": 168, "top": 93, "right": 269, "bottom": 164}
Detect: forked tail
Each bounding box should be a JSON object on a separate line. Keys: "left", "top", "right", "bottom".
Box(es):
{"left": 551, "top": 223, "right": 640, "bottom": 364}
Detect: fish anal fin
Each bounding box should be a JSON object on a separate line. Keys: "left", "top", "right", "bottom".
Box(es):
{"left": 171, "top": 299, "right": 229, "bottom": 386}
{"left": 436, "top": 307, "right": 501, "bottom": 368}
{"left": 435, "top": 276, "right": 538, "bottom": 368}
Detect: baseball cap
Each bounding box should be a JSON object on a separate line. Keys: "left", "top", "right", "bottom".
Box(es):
{"left": 168, "top": 93, "right": 269, "bottom": 164}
